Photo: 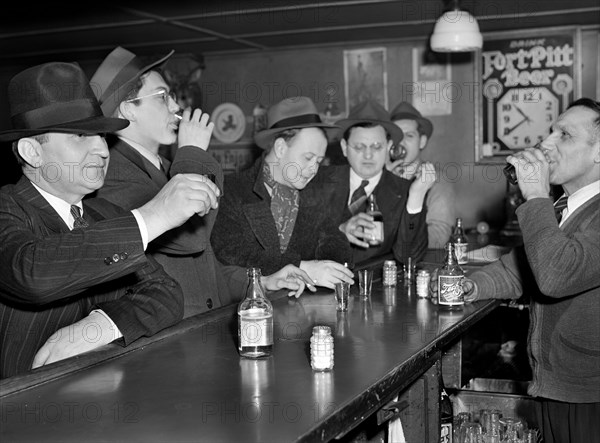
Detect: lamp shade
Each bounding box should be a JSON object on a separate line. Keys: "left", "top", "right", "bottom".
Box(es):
{"left": 430, "top": 10, "right": 483, "bottom": 52}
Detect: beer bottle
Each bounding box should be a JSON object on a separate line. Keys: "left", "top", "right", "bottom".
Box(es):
{"left": 451, "top": 217, "right": 468, "bottom": 265}
{"left": 439, "top": 373, "right": 454, "bottom": 443}
{"left": 437, "top": 243, "right": 465, "bottom": 308}
{"left": 366, "top": 194, "right": 384, "bottom": 245}
{"left": 238, "top": 268, "right": 273, "bottom": 358}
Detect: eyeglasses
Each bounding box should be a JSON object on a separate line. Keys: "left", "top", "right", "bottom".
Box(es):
{"left": 348, "top": 143, "right": 386, "bottom": 153}
{"left": 126, "top": 89, "right": 177, "bottom": 106}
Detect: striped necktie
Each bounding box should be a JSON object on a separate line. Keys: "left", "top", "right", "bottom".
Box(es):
{"left": 554, "top": 195, "right": 568, "bottom": 223}
{"left": 70, "top": 205, "right": 89, "bottom": 229}
{"left": 348, "top": 180, "right": 369, "bottom": 215}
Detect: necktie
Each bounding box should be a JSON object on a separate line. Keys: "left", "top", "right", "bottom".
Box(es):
{"left": 70, "top": 205, "right": 89, "bottom": 229}
{"left": 554, "top": 194, "right": 568, "bottom": 223}
{"left": 348, "top": 180, "right": 369, "bottom": 216}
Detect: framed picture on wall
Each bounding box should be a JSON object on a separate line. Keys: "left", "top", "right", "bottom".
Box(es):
{"left": 475, "top": 27, "right": 581, "bottom": 164}
{"left": 343, "top": 47, "right": 388, "bottom": 114}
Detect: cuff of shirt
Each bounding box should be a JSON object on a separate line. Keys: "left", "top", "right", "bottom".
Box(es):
{"left": 131, "top": 209, "right": 149, "bottom": 250}
{"left": 90, "top": 309, "right": 124, "bottom": 340}
{"left": 406, "top": 203, "right": 423, "bottom": 214}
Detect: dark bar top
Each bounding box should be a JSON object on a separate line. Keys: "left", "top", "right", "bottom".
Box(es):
{"left": 1, "top": 273, "right": 498, "bottom": 443}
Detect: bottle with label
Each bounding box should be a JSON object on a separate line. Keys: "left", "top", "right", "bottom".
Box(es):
{"left": 439, "top": 373, "right": 454, "bottom": 443}
{"left": 437, "top": 243, "right": 465, "bottom": 308}
{"left": 366, "top": 194, "right": 384, "bottom": 245}
{"left": 451, "top": 217, "right": 468, "bottom": 265}
{"left": 238, "top": 268, "right": 273, "bottom": 358}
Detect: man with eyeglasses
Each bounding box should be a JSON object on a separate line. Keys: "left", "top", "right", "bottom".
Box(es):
{"left": 90, "top": 47, "right": 314, "bottom": 317}
{"left": 316, "top": 100, "right": 433, "bottom": 265}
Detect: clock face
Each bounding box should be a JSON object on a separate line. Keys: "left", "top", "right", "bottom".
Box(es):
{"left": 496, "top": 87, "right": 559, "bottom": 150}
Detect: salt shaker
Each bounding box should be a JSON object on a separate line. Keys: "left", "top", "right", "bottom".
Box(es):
{"left": 416, "top": 269, "right": 430, "bottom": 298}
{"left": 383, "top": 260, "right": 397, "bottom": 287}
{"left": 310, "top": 326, "right": 334, "bottom": 371}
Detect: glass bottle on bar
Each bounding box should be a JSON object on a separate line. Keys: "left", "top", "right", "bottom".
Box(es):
{"left": 238, "top": 268, "right": 273, "bottom": 358}
{"left": 437, "top": 243, "right": 465, "bottom": 309}
{"left": 366, "top": 194, "right": 384, "bottom": 245}
{"left": 451, "top": 217, "right": 468, "bottom": 265}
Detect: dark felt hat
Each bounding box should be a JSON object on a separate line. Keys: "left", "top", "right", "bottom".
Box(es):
{"left": 0, "top": 62, "right": 129, "bottom": 142}
{"left": 336, "top": 100, "right": 403, "bottom": 145}
{"left": 90, "top": 46, "right": 174, "bottom": 117}
{"left": 254, "top": 96, "right": 339, "bottom": 149}
{"left": 389, "top": 101, "right": 433, "bottom": 138}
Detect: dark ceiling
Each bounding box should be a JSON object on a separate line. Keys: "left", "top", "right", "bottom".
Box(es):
{"left": 2, "top": 0, "right": 599, "bottom": 66}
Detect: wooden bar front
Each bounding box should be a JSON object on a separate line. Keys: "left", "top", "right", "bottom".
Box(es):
{"left": 1, "top": 270, "right": 498, "bottom": 442}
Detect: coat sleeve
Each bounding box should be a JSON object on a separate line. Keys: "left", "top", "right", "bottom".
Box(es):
{"left": 87, "top": 255, "right": 184, "bottom": 345}
{"left": 393, "top": 181, "right": 428, "bottom": 264}
{"left": 0, "top": 193, "right": 149, "bottom": 305}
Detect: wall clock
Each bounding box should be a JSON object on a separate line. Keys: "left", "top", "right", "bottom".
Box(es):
{"left": 476, "top": 27, "right": 580, "bottom": 163}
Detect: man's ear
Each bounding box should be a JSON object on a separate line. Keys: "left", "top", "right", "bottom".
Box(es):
{"left": 273, "top": 137, "right": 287, "bottom": 159}
{"left": 117, "top": 101, "right": 136, "bottom": 122}
{"left": 419, "top": 135, "right": 428, "bottom": 150}
{"left": 340, "top": 139, "right": 348, "bottom": 158}
{"left": 17, "top": 137, "right": 43, "bottom": 168}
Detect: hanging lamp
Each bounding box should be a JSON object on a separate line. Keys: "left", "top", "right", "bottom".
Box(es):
{"left": 430, "top": 0, "right": 483, "bottom": 52}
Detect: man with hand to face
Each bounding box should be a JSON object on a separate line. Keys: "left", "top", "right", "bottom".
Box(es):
{"left": 91, "top": 48, "right": 315, "bottom": 315}
{"left": 387, "top": 102, "right": 455, "bottom": 248}
{"left": 316, "top": 100, "right": 431, "bottom": 266}
{"left": 430, "top": 98, "right": 600, "bottom": 443}
{"left": 0, "top": 62, "right": 215, "bottom": 378}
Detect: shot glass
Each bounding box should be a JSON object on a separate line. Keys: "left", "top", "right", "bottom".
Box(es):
{"left": 335, "top": 282, "right": 350, "bottom": 311}
{"left": 358, "top": 269, "right": 373, "bottom": 298}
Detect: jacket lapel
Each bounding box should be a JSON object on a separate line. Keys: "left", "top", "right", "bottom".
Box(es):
{"left": 113, "top": 140, "right": 169, "bottom": 187}
{"left": 15, "top": 177, "right": 70, "bottom": 233}
{"left": 243, "top": 161, "right": 280, "bottom": 251}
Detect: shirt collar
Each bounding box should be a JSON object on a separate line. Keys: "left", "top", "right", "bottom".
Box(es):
{"left": 560, "top": 180, "right": 600, "bottom": 225}
{"left": 348, "top": 168, "right": 382, "bottom": 203}
{"left": 118, "top": 135, "right": 162, "bottom": 170}
{"left": 30, "top": 181, "right": 82, "bottom": 230}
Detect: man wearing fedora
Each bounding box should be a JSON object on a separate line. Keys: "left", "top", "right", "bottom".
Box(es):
{"left": 0, "top": 62, "right": 219, "bottom": 378}
{"left": 388, "top": 101, "right": 456, "bottom": 249}
{"left": 91, "top": 47, "right": 315, "bottom": 316}
{"left": 211, "top": 96, "right": 354, "bottom": 289}
{"left": 316, "top": 100, "right": 432, "bottom": 265}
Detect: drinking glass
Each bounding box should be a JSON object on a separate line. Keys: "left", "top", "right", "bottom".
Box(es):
{"left": 457, "top": 422, "right": 483, "bottom": 443}
{"left": 335, "top": 282, "right": 350, "bottom": 311}
{"left": 358, "top": 269, "right": 373, "bottom": 298}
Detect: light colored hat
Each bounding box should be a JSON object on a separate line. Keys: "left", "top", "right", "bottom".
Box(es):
{"left": 254, "top": 96, "right": 339, "bottom": 149}
{"left": 90, "top": 46, "right": 174, "bottom": 116}
{"left": 0, "top": 62, "right": 128, "bottom": 142}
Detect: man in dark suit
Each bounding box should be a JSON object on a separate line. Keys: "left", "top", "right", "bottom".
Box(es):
{"left": 316, "top": 100, "right": 432, "bottom": 266}
{"left": 90, "top": 47, "right": 315, "bottom": 317}
{"left": 0, "top": 62, "right": 215, "bottom": 379}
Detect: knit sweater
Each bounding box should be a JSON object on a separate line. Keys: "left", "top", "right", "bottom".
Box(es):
{"left": 470, "top": 195, "right": 600, "bottom": 403}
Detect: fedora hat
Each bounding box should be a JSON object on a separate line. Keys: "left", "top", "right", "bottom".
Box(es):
{"left": 390, "top": 102, "right": 433, "bottom": 138}
{"left": 254, "top": 96, "right": 339, "bottom": 149}
{"left": 90, "top": 46, "right": 174, "bottom": 117}
{"left": 336, "top": 100, "right": 403, "bottom": 145}
{"left": 0, "top": 62, "right": 129, "bottom": 142}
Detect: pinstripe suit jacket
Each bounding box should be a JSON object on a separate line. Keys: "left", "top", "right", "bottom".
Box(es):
{"left": 314, "top": 165, "right": 428, "bottom": 265}
{"left": 0, "top": 177, "right": 183, "bottom": 379}
{"left": 94, "top": 138, "right": 247, "bottom": 318}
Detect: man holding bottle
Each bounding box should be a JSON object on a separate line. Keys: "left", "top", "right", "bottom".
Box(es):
{"left": 315, "top": 100, "right": 432, "bottom": 265}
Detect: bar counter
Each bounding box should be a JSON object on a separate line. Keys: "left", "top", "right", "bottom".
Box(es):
{"left": 1, "top": 270, "right": 498, "bottom": 442}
